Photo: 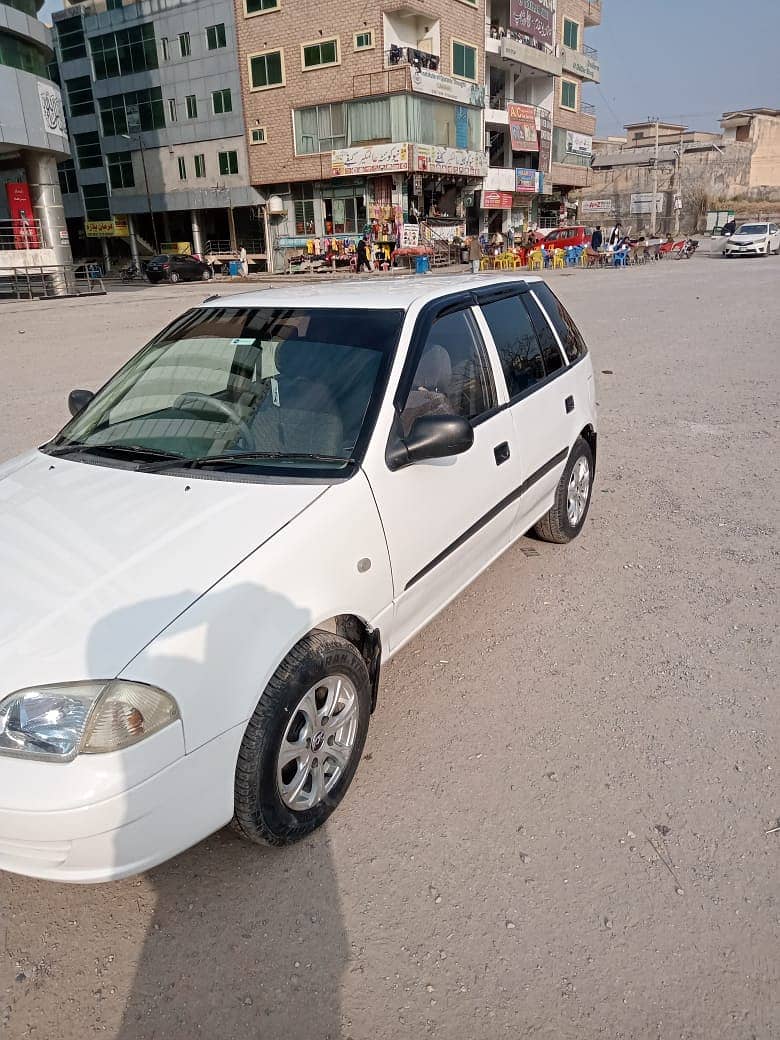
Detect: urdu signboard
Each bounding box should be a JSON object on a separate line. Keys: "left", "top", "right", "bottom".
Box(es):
{"left": 508, "top": 0, "right": 554, "bottom": 46}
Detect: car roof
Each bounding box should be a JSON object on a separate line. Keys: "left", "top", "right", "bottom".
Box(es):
{"left": 199, "top": 274, "right": 545, "bottom": 312}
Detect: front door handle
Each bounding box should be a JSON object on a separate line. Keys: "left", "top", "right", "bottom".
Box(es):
{"left": 565, "top": 395, "right": 575, "bottom": 414}
{"left": 494, "top": 441, "right": 510, "bottom": 465}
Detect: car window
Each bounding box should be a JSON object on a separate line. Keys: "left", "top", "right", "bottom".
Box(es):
{"left": 523, "top": 294, "right": 566, "bottom": 376}
{"left": 480, "top": 294, "right": 545, "bottom": 398}
{"left": 530, "top": 282, "right": 588, "bottom": 363}
{"left": 399, "top": 308, "right": 495, "bottom": 437}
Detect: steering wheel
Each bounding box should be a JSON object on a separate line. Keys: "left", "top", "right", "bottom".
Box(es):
{"left": 173, "top": 392, "right": 256, "bottom": 450}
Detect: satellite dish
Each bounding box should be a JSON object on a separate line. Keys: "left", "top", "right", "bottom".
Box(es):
{"left": 267, "top": 195, "right": 285, "bottom": 215}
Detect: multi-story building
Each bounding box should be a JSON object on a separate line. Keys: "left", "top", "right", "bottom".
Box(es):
{"left": 1, "top": 0, "right": 73, "bottom": 280}
{"left": 550, "top": 0, "right": 598, "bottom": 224}
{"left": 51, "top": 0, "right": 264, "bottom": 267}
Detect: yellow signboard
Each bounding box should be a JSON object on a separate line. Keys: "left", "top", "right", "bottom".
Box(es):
{"left": 161, "top": 241, "right": 192, "bottom": 255}
{"left": 85, "top": 217, "right": 129, "bottom": 237}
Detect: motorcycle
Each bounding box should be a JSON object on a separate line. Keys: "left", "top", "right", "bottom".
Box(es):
{"left": 678, "top": 238, "right": 699, "bottom": 260}
{"left": 120, "top": 263, "right": 141, "bottom": 282}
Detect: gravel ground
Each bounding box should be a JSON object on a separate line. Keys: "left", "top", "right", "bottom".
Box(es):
{"left": 1, "top": 256, "right": 778, "bottom": 1040}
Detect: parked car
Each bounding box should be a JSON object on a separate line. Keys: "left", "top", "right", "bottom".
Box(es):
{"left": 0, "top": 275, "right": 597, "bottom": 882}
{"left": 722, "top": 222, "right": 780, "bottom": 257}
{"left": 146, "top": 253, "right": 215, "bottom": 283}
{"left": 540, "top": 226, "right": 590, "bottom": 251}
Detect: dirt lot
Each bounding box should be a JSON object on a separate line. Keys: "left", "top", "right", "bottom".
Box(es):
{"left": 1, "top": 257, "right": 778, "bottom": 1040}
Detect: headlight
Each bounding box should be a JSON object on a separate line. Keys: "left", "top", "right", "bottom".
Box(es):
{"left": 0, "top": 681, "right": 179, "bottom": 762}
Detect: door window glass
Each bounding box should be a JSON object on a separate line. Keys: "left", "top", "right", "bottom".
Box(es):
{"left": 480, "top": 295, "right": 545, "bottom": 398}
{"left": 400, "top": 309, "right": 495, "bottom": 436}
{"left": 523, "top": 294, "right": 565, "bottom": 375}
{"left": 530, "top": 282, "right": 588, "bottom": 362}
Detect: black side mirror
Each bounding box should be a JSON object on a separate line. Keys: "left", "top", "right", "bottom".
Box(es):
{"left": 68, "top": 389, "right": 94, "bottom": 417}
{"left": 387, "top": 414, "right": 474, "bottom": 471}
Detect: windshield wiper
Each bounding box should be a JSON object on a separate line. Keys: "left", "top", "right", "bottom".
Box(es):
{"left": 46, "top": 442, "right": 185, "bottom": 464}
{"left": 142, "top": 451, "right": 353, "bottom": 472}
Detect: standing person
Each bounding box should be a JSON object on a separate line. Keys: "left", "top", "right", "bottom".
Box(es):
{"left": 722, "top": 217, "right": 736, "bottom": 237}
{"left": 356, "top": 235, "right": 371, "bottom": 273}
{"left": 239, "top": 245, "right": 249, "bottom": 279}
{"left": 468, "top": 235, "right": 482, "bottom": 275}
{"left": 591, "top": 225, "right": 603, "bottom": 251}
{"left": 609, "top": 221, "right": 623, "bottom": 248}
{"left": 506, "top": 225, "right": 515, "bottom": 249}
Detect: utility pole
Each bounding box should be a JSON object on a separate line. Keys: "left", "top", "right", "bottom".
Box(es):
{"left": 674, "top": 129, "right": 684, "bottom": 236}
{"left": 137, "top": 134, "right": 160, "bottom": 254}
{"left": 650, "top": 117, "right": 660, "bottom": 236}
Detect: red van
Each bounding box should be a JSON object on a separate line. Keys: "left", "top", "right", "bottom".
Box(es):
{"left": 540, "top": 226, "right": 590, "bottom": 251}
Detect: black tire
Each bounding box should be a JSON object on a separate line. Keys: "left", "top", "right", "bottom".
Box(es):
{"left": 201, "top": 268, "right": 213, "bottom": 281}
{"left": 233, "top": 630, "right": 371, "bottom": 846}
{"left": 533, "top": 436, "right": 594, "bottom": 544}
{"left": 169, "top": 271, "right": 180, "bottom": 283}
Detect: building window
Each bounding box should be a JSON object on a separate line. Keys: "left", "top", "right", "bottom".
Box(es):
{"left": 99, "top": 87, "right": 165, "bottom": 136}
{"left": 177, "top": 156, "right": 187, "bottom": 180}
{"left": 90, "top": 23, "right": 158, "bottom": 79}
{"left": 301, "top": 37, "right": 339, "bottom": 70}
{"left": 107, "top": 151, "right": 134, "bottom": 189}
{"left": 194, "top": 154, "right": 206, "bottom": 178}
{"left": 74, "top": 131, "right": 102, "bottom": 169}
{"left": 323, "top": 190, "right": 366, "bottom": 234}
{"left": 293, "top": 102, "right": 346, "bottom": 154}
{"left": 178, "top": 32, "right": 190, "bottom": 57}
{"left": 206, "top": 23, "right": 227, "bottom": 50}
{"left": 65, "top": 75, "right": 94, "bottom": 116}
{"left": 107, "top": 0, "right": 122, "bottom": 10}
{"left": 57, "top": 159, "right": 78, "bottom": 195}
{"left": 168, "top": 98, "right": 177, "bottom": 121}
{"left": 353, "top": 30, "right": 374, "bottom": 51}
{"left": 218, "top": 150, "right": 239, "bottom": 175}
{"left": 451, "top": 39, "right": 476, "bottom": 81}
{"left": 212, "top": 88, "right": 232, "bottom": 115}
{"left": 185, "top": 94, "right": 198, "bottom": 118}
{"left": 561, "top": 79, "right": 577, "bottom": 111}
{"left": 160, "top": 36, "right": 169, "bottom": 60}
{"left": 244, "top": 0, "right": 278, "bottom": 15}
{"left": 250, "top": 127, "right": 267, "bottom": 144}
{"left": 56, "top": 17, "right": 87, "bottom": 62}
{"left": 82, "top": 183, "right": 111, "bottom": 221}
{"left": 563, "top": 18, "right": 579, "bottom": 50}
{"left": 292, "top": 183, "right": 315, "bottom": 234}
{"left": 248, "top": 49, "right": 284, "bottom": 90}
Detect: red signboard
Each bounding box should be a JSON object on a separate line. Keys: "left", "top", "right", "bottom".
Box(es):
{"left": 6, "top": 182, "right": 40, "bottom": 250}
{"left": 509, "top": 0, "right": 554, "bottom": 46}
{"left": 482, "top": 191, "right": 514, "bottom": 210}
{"left": 508, "top": 103, "right": 539, "bottom": 152}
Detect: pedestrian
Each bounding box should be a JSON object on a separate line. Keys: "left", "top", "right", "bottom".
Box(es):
{"left": 608, "top": 221, "right": 623, "bottom": 248}
{"left": 468, "top": 235, "right": 482, "bottom": 275}
{"left": 591, "top": 225, "right": 603, "bottom": 250}
{"left": 239, "top": 244, "right": 248, "bottom": 279}
{"left": 722, "top": 217, "right": 736, "bottom": 236}
{"left": 506, "top": 225, "right": 515, "bottom": 249}
{"left": 356, "top": 235, "right": 371, "bottom": 273}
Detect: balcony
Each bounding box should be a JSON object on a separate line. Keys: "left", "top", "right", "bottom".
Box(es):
{"left": 386, "top": 44, "right": 440, "bottom": 72}
{"left": 584, "top": 0, "right": 601, "bottom": 26}
{"left": 561, "top": 44, "right": 600, "bottom": 83}
{"left": 485, "top": 27, "right": 562, "bottom": 78}
{"left": 582, "top": 101, "right": 596, "bottom": 116}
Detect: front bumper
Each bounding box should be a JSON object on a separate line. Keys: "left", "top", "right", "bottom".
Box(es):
{"left": 0, "top": 723, "right": 245, "bottom": 883}
{"left": 724, "top": 243, "right": 766, "bottom": 255}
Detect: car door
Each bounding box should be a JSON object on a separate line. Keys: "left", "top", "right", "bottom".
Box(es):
{"left": 363, "top": 297, "right": 523, "bottom": 654}
{"left": 770, "top": 224, "right": 780, "bottom": 251}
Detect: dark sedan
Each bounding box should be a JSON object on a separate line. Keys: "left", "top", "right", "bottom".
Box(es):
{"left": 146, "top": 254, "right": 214, "bottom": 284}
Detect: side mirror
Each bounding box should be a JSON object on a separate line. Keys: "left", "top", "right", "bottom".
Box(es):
{"left": 68, "top": 389, "right": 94, "bottom": 417}
{"left": 387, "top": 414, "right": 474, "bottom": 470}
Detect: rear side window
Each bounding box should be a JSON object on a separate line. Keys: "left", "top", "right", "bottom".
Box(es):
{"left": 524, "top": 293, "right": 565, "bottom": 376}
{"left": 480, "top": 294, "right": 545, "bottom": 399}
{"left": 531, "top": 282, "right": 588, "bottom": 363}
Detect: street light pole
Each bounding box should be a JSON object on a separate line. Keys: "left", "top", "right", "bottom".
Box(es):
{"left": 650, "top": 117, "right": 660, "bottom": 236}
{"left": 137, "top": 134, "right": 160, "bottom": 254}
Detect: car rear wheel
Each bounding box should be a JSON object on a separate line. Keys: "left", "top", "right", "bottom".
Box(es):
{"left": 169, "top": 271, "right": 180, "bottom": 283}
{"left": 233, "top": 631, "right": 371, "bottom": 846}
{"left": 533, "top": 437, "right": 594, "bottom": 544}
{"left": 201, "top": 268, "right": 213, "bottom": 281}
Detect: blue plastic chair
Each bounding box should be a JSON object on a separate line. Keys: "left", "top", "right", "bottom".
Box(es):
{"left": 613, "top": 248, "right": 629, "bottom": 268}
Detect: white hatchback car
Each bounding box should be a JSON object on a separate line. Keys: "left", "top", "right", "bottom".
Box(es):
{"left": 722, "top": 222, "right": 780, "bottom": 256}
{"left": 0, "top": 276, "right": 597, "bottom": 882}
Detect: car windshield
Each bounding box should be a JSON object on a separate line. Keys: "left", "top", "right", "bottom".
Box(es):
{"left": 737, "top": 224, "right": 767, "bottom": 235}
{"left": 49, "top": 306, "right": 403, "bottom": 475}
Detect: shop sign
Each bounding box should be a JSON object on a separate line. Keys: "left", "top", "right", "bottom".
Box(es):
{"left": 508, "top": 104, "right": 539, "bottom": 152}
{"left": 415, "top": 145, "right": 488, "bottom": 178}
{"left": 400, "top": 224, "right": 420, "bottom": 247}
{"left": 508, "top": 0, "right": 554, "bottom": 46}
{"left": 630, "top": 192, "right": 665, "bottom": 215}
{"left": 412, "top": 173, "right": 423, "bottom": 195}
{"left": 566, "top": 131, "right": 593, "bottom": 157}
{"left": 537, "top": 109, "right": 552, "bottom": 173}
{"left": 482, "top": 191, "right": 514, "bottom": 210}
{"left": 581, "top": 198, "right": 613, "bottom": 213}
{"left": 37, "top": 82, "right": 68, "bottom": 139}
{"left": 84, "top": 217, "right": 129, "bottom": 237}
{"left": 161, "top": 241, "right": 191, "bottom": 255}
{"left": 410, "top": 67, "right": 485, "bottom": 108}
{"left": 5, "top": 183, "right": 40, "bottom": 249}
{"left": 332, "top": 143, "right": 410, "bottom": 177}
{"left": 515, "top": 168, "right": 539, "bottom": 193}
{"left": 561, "top": 47, "right": 600, "bottom": 82}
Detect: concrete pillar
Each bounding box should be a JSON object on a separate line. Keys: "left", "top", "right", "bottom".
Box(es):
{"left": 100, "top": 236, "right": 111, "bottom": 273}
{"left": 25, "top": 151, "right": 72, "bottom": 296}
{"left": 127, "top": 213, "right": 141, "bottom": 266}
{"left": 191, "top": 209, "right": 203, "bottom": 254}
{"left": 161, "top": 211, "right": 172, "bottom": 244}
{"left": 227, "top": 204, "right": 237, "bottom": 252}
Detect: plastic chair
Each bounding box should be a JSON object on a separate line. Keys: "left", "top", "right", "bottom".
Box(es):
{"left": 479, "top": 256, "right": 492, "bottom": 271}
{"left": 527, "top": 249, "right": 543, "bottom": 271}
{"left": 613, "top": 248, "right": 629, "bottom": 268}
{"left": 552, "top": 248, "right": 565, "bottom": 270}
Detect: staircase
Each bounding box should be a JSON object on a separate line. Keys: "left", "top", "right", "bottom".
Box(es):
{"left": 424, "top": 224, "right": 462, "bottom": 268}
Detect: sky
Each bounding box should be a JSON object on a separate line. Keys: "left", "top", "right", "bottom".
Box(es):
{"left": 584, "top": 0, "right": 780, "bottom": 137}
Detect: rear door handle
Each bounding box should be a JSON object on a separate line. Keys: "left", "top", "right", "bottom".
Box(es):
{"left": 565, "top": 395, "right": 575, "bottom": 414}
{"left": 494, "top": 441, "right": 510, "bottom": 465}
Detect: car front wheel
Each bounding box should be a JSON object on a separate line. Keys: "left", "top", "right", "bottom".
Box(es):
{"left": 533, "top": 436, "right": 594, "bottom": 544}
{"left": 233, "top": 631, "right": 371, "bottom": 846}
{"left": 169, "top": 271, "right": 180, "bottom": 283}
{"left": 201, "top": 268, "right": 213, "bottom": 281}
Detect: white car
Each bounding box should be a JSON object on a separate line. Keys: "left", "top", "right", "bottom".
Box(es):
{"left": 0, "top": 276, "right": 597, "bottom": 883}
{"left": 722, "top": 222, "right": 780, "bottom": 256}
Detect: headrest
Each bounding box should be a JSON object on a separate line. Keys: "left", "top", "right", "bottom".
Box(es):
{"left": 414, "top": 345, "right": 452, "bottom": 393}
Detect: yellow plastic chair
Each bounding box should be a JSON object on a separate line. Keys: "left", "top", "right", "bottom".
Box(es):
{"left": 528, "top": 249, "right": 543, "bottom": 271}
{"left": 552, "top": 248, "right": 565, "bottom": 269}
{"left": 479, "top": 256, "right": 492, "bottom": 271}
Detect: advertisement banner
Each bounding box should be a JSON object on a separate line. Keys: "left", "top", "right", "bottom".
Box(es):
{"left": 6, "top": 182, "right": 40, "bottom": 249}
{"left": 566, "top": 131, "right": 593, "bottom": 156}
{"left": 508, "top": 0, "right": 554, "bottom": 46}
{"left": 482, "top": 191, "right": 514, "bottom": 210}
{"left": 400, "top": 224, "right": 420, "bottom": 247}
{"left": 332, "top": 143, "right": 410, "bottom": 177}
{"left": 508, "top": 104, "right": 539, "bottom": 152}
{"left": 37, "top": 82, "right": 68, "bottom": 139}
{"left": 581, "top": 199, "right": 613, "bottom": 213}
{"left": 415, "top": 145, "right": 488, "bottom": 178}
{"left": 515, "top": 168, "right": 538, "bottom": 194}
{"left": 630, "top": 192, "right": 665, "bottom": 215}
{"left": 410, "top": 67, "right": 485, "bottom": 108}
{"left": 537, "top": 109, "right": 552, "bottom": 174}
{"left": 85, "top": 217, "right": 130, "bottom": 237}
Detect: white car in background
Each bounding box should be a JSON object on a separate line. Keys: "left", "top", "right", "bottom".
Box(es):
{"left": 722, "top": 222, "right": 780, "bottom": 256}
{"left": 0, "top": 275, "right": 597, "bottom": 883}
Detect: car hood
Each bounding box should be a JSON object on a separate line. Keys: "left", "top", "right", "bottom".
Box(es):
{"left": 729, "top": 233, "right": 767, "bottom": 243}
{"left": 0, "top": 451, "right": 327, "bottom": 695}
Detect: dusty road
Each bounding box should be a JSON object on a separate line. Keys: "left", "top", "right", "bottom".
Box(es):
{"left": 1, "top": 258, "right": 778, "bottom": 1040}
